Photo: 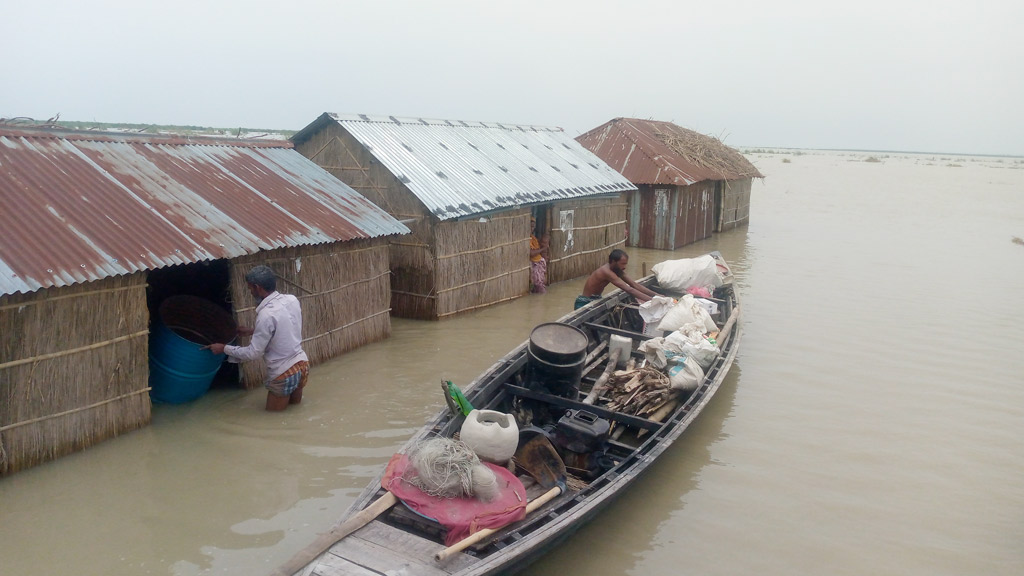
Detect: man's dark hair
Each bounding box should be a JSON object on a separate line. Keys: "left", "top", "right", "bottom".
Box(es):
{"left": 245, "top": 265, "right": 277, "bottom": 292}
{"left": 609, "top": 249, "right": 628, "bottom": 264}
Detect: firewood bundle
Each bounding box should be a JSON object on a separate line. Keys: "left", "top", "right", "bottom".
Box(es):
{"left": 601, "top": 366, "right": 679, "bottom": 418}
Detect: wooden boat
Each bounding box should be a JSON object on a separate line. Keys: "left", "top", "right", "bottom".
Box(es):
{"left": 274, "top": 253, "right": 741, "bottom": 576}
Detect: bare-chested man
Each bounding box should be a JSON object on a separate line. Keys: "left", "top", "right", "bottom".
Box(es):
{"left": 574, "top": 249, "right": 658, "bottom": 309}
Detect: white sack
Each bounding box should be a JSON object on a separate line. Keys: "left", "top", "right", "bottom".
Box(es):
{"left": 651, "top": 255, "right": 723, "bottom": 292}
{"left": 668, "top": 359, "right": 705, "bottom": 393}
{"left": 642, "top": 322, "right": 663, "bottom": 338}
{"left": 657, "top": 294, "right": 718, "bottom": 334}
{"left": 636, "top": 336, "right": 671, "bottom": 370}
{"left": 638, "top": 295, "right": 675, "bottom": 324}
{"left": 665, "top": 323, "right": 720, "bottom": 371}
{"left": 636, "top": 334, "right": 707, "bottom": 392}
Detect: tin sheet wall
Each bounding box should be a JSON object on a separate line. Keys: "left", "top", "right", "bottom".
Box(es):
{"left": 628, "top": 182, "right": 715, "bottom": 250}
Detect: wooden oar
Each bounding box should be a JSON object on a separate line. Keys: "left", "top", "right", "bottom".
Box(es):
{"left": 268, "top": 491, "right": 398, "bottom": 576}
{"left": 435, "top": 432, "right": 567, "bottom": 563}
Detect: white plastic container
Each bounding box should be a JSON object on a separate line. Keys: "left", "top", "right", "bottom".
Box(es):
{"left": 460, "top": 409, "right": 519, "bottom": 463}
{"left": 608, "top": 334, "right": 632, "bottom": 367}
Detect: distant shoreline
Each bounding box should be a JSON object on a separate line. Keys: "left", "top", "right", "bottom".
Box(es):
{"left": 2, "top": 117, "right": 1019, "bottom": 159}
{"left": 740, "top": 146, "right": 1022, "bottom": 159}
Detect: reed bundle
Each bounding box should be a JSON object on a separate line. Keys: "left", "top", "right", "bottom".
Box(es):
{"left": 546, "top": 197, "right": 628, "bottom": 284}
{"left": 0, "top": 273, "right": 150, "bottom": 475}
{"left": 230, "top": 239, "right": 392, "bottom": 388}
{"left": 654, "top": 129, "right": 763, "bottom": 180}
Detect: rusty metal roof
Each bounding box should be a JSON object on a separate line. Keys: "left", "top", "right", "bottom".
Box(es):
{"left": 575, "top": 118, "right": 764, "bottom": 186}
{"left": 292, "top": 113, "right": 637, "bottom": 221}
{"left": 0, "top": 126, "right": 409, "bottom": 297}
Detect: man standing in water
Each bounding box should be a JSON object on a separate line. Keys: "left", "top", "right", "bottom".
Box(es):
{"left": 207, "top": 265, "right": 309, "bottom": 411}
{"left": 575, "top": 249, "right": 658, "bottom": 309}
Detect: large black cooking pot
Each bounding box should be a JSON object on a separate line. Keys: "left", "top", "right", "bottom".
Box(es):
{"left": 526, "top": 323, "right": 589, "bottom": 398}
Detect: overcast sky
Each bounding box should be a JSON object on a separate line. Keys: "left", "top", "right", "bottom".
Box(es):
{"left": 3, "top": 0, "right": 1021, "bottom": 155}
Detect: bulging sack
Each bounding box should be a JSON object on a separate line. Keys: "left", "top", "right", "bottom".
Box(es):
{"left": 657, "top": 294, "right": 718, "bottom": 334}
{"left": 639, "top": 295, "right": 675, "bottom": 324}
{"left": 637, "top": 336, "right": 672, "bottom": 369}
{"left": 664, "top": 324, "right": 720, "bottom": 370}
{"left": 652, "top": 255, "right": 724, "bottom": 292}
{"left": 668, "top": 358, "right": 705, "bottom": 393}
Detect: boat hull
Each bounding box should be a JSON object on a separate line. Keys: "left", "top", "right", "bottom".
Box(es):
{"left": 282, "top": 253, "right": 741, "bottom": 576}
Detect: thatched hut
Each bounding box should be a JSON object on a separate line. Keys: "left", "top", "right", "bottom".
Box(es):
{"left": 0, "top": 125, "right": 408, "bottom": 476}
{"left": 576, "top": 118, "right": 763, "bottom": 250}
{"left": 292, "top": 113, "right": 637, "bottom": 319}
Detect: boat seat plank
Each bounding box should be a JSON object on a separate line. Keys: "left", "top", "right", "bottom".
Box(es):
{"left": 322, "top": 521, "right": 476, "bottom": 575}
{"left": 582, "top": 322, "right": 655, "bottom": 341}
{"left": 504, "top": 384, "right": 660, "bottom": 431}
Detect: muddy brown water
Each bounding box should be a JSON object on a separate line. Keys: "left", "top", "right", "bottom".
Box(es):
{"left": 1, "top": 150, "right": 1022, "bottom": 575}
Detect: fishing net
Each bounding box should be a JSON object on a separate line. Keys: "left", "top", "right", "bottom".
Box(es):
{"left": 404, "top": 437, "right": 499, "bottom": 501}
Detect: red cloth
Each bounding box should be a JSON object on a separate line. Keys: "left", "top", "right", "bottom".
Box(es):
{"left": 382, "top": 453, "right": 527, "bottom": 546}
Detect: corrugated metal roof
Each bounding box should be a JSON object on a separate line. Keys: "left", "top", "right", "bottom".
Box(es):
{"left": 575, "top": 118, "right": 764, "bottom": 186}
{"left": 297, "top": 113, "right": 637, "bottom": 221}
{"left": 0, "top": 127, "right": 409, "bottom": 297}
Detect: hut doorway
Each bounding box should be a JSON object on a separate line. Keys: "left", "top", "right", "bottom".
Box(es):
{"left": 146, "top": 260, "right": 239, "bottom": 391}
{"left": 531, "top": 206, "right": 550, "bottom": 237}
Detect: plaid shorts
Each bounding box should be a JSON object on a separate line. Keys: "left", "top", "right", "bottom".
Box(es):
{"left": 267, "top": 361, "right": 309, "bottom": 396}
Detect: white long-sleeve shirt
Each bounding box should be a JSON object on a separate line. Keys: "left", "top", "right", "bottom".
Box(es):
{"left": 224, "top": 291, "right": 308, "bottom": 381}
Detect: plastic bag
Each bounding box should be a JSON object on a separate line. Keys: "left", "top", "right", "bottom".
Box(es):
{"left": 651, "top": 255, "right": 723, "bottom": 292}
{"left": 686, "top": 286, "right": 712, "bottom": 298}
{"left": 656, "top": 294, "right": 718, "bottom": 333}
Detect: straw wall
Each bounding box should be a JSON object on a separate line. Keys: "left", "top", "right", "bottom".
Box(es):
{"left": 434, "top": 209, "right": 530, "bottom": 319}
{"left": 545, "top": 196, "right": 628, "bottom": 284}
{"left": 229, "top": 239, "right": 392, "bottom": 388}
{"left": 717, "top": 178, "right": 753, "bottom": 231}
{"left": 294, "top": 124, "right": 435, "bottom": 319}
{"left": 0, "top": 273, "right": 150, "bottom": 476}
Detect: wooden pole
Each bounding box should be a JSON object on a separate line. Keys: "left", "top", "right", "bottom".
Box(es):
{"left": 583, "top": 340, "right": 608, "bottom": 367}
{"left": 268, "top": 492, "right": 398, "bottom": 576}
{"left": 583, "top": 348, "right": 622, "bottom": 405}
{"left": 434, "top": 486, "right": 562, "bottom": 563}
{"left": 716, "top": 305, "right": 740, "bottom": 346}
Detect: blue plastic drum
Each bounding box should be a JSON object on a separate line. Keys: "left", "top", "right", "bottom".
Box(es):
{"left": 149, "top": 295, "right": 237, "bottom": 404}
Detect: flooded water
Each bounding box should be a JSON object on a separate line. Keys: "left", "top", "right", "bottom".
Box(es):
{"left": 2, "top": 150, "right": 1023, "bottom": 575}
